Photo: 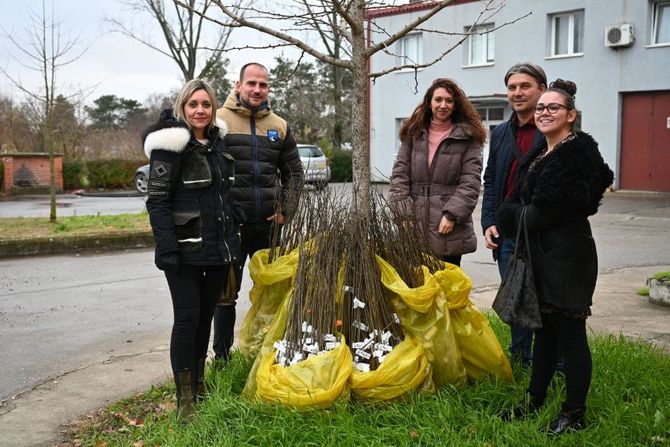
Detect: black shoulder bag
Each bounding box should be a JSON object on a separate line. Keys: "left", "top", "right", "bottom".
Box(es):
{"left": 492, "top": 207, "right": 542, "bottom": 329}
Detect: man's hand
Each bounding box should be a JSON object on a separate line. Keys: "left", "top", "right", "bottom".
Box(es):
{"left": 266, "top": 213, "right": 286, "bottom": 225}
{"left": 438, "top": 215, "right": 455, "bottom": 235}
{"left": 484, "top": 225, "right": 499, "bottom": 249}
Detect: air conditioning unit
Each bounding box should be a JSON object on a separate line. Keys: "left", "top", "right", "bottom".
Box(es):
{"left": 605, "top": 23, "right": 634, "bottom": 48}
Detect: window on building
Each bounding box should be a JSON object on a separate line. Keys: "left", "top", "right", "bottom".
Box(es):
{"left": 476, "top": 106, "right": 505, "bottom": 121}
{"left": 397, "top": 33, "right": 423, "bottom": 66}
{"left": 550, "top": 10, "right": 584, "bottom": 56}
{"left": 465, "top": 24, "right": 495, "bottom": 65}
{"left": 652, "top": 1, "right": 670, "bottom": 44}
{"left": 394, "top": 117, "right": 407, "bottom": 156}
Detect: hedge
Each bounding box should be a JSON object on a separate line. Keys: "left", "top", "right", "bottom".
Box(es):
{"left": 63, "top": 160, "right": 145, "bottom": 190}
{"left": 329, "top": 150, "right": 353, "bottom": 183}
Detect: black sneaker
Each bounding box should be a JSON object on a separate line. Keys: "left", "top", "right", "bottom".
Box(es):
{"left": 545, "top": 410, "right": 586, "bottom": 436}
{"left": 499, "top": 397, "right": 543, "bottom": 421}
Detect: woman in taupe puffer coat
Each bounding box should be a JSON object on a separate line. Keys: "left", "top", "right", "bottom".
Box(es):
{"left": 390, "top": 78, "right": 486, "bottom": 266}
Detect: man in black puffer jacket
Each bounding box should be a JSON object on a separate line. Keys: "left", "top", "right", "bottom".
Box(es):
{"left": 213, "top": 62, "right": 303, "bottom": 361}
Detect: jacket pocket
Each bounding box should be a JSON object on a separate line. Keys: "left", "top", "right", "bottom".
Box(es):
{"left": 174, "top": 211, "right": 202, "bottom": 252}
{"left": 181, "top": 151, "right": 212, "bottom": 189}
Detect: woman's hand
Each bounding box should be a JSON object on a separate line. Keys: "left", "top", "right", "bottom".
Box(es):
{"left": 438, "top": 215, "right": 455, "bottom": 235}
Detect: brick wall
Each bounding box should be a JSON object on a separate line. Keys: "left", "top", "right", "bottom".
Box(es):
{"left": 1, "top": 153, "right": 63, "bottom": 196}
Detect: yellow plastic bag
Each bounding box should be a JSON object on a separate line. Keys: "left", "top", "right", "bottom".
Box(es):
{"left": 239, "top": 248, "right": 299, "bottom": 358}
{"left": 349, "top": 334, "right": 434, "bottom": 400}
{"left": 242, "top": 250, "right": 352, "bottom": 408}
{"left": 378, "top": 256, "right": 467, "bottom": 387}
{"left": 434, "top": 265, "right": 513, "bottom": 383}
{"left": 245, "top": 315, "right": 353, "bottom": 409}
{"left": 253, "top": 336, "right": 352, "bottom": 408}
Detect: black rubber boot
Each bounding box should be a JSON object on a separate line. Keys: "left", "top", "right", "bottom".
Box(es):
{"left": 545, "top": 408, "right": 586, "bottom": 436}
{"left": 192, "top": 358, "right": 207, "bottom": 404}
{"left": 174, "top": 370, "right": 196, "bottom": 423}
{"left": 213, "top": 304, "right": 236, "bottom": 362}
{"left": 500, "top": 393, "right": 544, "bottom": 421}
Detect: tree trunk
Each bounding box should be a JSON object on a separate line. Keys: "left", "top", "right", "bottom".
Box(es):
{"left": 349, "top": 1, "right": 370, "bottom": 215}
{"left": 46, "top": 112, "right": 57, "bottom": 222}
{"left": 331, "top": 34, "right": 343, "bottom": 152}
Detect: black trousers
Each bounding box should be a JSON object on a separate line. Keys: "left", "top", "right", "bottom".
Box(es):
{"left": 164, "top": 264, "right": 226, "bottom": 375}
{"left": 213, "top": 221, "right": 279, "bottom": 358}
{"left": 529, "top": 311, "right": 592, "bottom": 411}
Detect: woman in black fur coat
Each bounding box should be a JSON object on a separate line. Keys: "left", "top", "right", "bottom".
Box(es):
{"left": 497, "top": 79, "right": 614, "bottom": 435}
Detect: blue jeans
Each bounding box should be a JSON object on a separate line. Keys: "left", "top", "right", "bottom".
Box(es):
{"left": 498, "top": 237, "right": 534, "bottom": 365}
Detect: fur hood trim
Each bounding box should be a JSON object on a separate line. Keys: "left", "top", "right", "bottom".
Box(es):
{"left": 143, "top": 117, "right": 228, "bottom": 159}
{"left": 214, "top": 118, "right": 228, "bottom": 137}
{"left": 144, "top": 126, "right": 190, "bottom": 159}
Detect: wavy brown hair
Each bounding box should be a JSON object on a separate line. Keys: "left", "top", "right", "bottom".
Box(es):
{"left": 399, "top": 78, "right": 486, "bottom": 145}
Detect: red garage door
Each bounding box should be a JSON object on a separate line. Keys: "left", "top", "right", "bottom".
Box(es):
{"left": 620, "top": 91, "right": 670, "bottom": 192}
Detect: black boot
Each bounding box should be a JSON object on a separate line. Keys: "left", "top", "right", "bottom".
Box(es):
{"left": 192, "top": 358, "right": 207, "bottom": 404}
{"left": 545, "top": 408, "right": 586, "bottom": 436}
{"left": 500, "top": 393, "right": 544, "bottom": 421}
{"left": 174, "top": 370, "right": 196, "bottom": 422}
{"left": 213, "top": 304, "right": 236, "bottom": 361}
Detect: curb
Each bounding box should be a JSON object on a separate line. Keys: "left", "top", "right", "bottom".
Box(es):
{"left": 0, "top": 231, "right": 154, "bottom": 258}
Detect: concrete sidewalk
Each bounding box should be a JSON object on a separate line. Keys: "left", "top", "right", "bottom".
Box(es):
{"left": 0, "top": 264, "right": 668, "bottom": 447}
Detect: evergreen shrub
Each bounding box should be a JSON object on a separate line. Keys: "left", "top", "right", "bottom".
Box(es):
{"left": 87, "top": 160, "right": 143, "bottom": 189}
{"left": 329, "top": 150, "right": 352, "bottom": 182}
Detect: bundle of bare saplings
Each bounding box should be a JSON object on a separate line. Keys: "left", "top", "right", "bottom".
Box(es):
{"left": 239, "top": 185, "right": 512, "bottom": 407}
{"left": 271, "top": 186, "right": 440, "bottom": 372}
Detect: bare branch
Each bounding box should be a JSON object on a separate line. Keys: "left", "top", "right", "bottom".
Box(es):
{"left": 105, "top": 18, "right": 175, "bottom": 58}
{"left": 107, "top": 0, "right": 240, "bottom": 81}
{"left": 177, "top": 0, "right": 353, "bottom": 69}
{"left": 369, "top": 2, "right": 529, "bottom": 79}
{"left": 365, "top": 0, "right": 457, "bottom": 58}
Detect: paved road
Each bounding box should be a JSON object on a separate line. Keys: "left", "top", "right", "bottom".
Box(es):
{"left": 0, "top": 249, "right": 254, "bottom": 403}
{"left": 0, "top": 193, "right": 147, "bottom": 218}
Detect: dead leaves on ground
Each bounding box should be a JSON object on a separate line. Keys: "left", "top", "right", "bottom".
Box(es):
{"left": 58, "top": 387, "right": 174, "bottom": 446}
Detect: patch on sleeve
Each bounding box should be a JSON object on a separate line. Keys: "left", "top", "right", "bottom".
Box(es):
{"left": 267, "top": 130, "right": 279, "bottom": 142}
{"left": 151, "top": 160, "right": 171, "bottom": 179}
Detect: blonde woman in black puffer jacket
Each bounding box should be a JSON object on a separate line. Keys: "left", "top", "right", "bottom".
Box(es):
{"left": 143, "top": 79, "right": 242, "bottom": 422}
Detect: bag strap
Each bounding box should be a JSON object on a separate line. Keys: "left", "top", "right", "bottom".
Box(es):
{"left": 512, "top": 207, "right": 526, "bottom": 257}
{"left": 521, "top": 207, "right": 532, "bottom": 263}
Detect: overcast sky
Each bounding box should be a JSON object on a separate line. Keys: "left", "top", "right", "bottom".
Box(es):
{"left": 0, "top": 0, "right": 298, "bottom": 106}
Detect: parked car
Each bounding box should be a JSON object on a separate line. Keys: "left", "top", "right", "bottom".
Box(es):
{"left": 134, "top": 164, "right": 150, "bottom": 194}
{"left": 298, "top": 144, "right": 330, "bottom": 190}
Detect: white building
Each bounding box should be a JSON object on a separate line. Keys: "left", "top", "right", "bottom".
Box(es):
{"left": 367, "top": 0, "right": 670, "bottom": 192}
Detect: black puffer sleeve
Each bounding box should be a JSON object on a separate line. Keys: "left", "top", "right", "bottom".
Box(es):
{"left": 146, "top": 149, "right": 182, "bottom": 256}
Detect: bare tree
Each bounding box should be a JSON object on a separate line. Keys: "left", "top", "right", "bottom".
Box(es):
{"left": 298, "top": 0, "right": 352, "bottom": 151}
{"left": 173, "top": 0, "right": 524, "bottom": 212}
{"left": 0, "top": 0, "right": 87, "bottom": 222}
{"left": 108, "top": 0, "right": 242, "bottom": 81}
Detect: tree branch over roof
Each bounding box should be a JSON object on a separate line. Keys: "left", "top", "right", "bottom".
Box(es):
{"left": 107, "top": 0, "right": 241, "bottom": 80}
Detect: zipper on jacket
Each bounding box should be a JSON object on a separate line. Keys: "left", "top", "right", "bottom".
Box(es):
{"left": 250, "top": 111, "right": 261, "bottom": 222}
{"left": 215, "top": 150, "right": 232, "bottom": 264}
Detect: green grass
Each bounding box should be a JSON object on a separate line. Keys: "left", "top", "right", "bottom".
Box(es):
{"left": 652, "top": 272, "right": 670, "bottom": 282}
{"left": 637, "top": 287, "right": 650, "bottom": 297}
{"left": 63, "top": 314, "right": 670, "bottom": 447}
{"left": 0, "top": 212, "right": 151, "bottom": 240}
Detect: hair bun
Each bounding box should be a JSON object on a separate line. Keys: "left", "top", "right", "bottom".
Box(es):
{"left": 549, "top": 78, "right": 577, "bottom": 98}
